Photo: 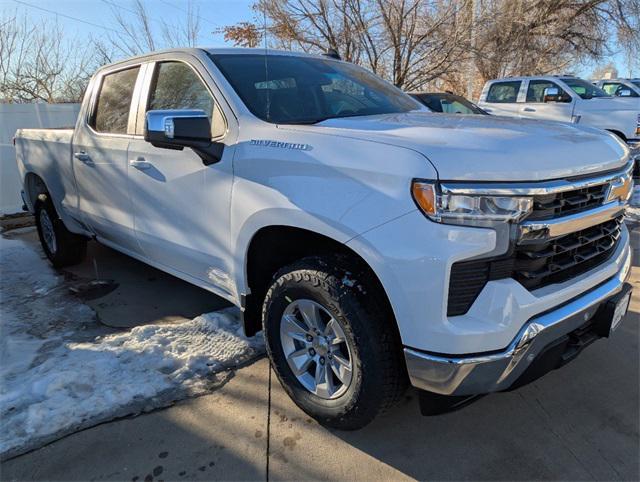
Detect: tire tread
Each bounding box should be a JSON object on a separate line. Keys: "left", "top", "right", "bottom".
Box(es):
{"left": 262, "top": 254, "right": 407, "bottom": 429}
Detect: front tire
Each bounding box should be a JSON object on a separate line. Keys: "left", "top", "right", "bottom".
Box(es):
{"left": 35, "top": 195, "right": 87, "bottom": 268}
{"left": 262, "top": 255, "right": 407, "bottom": 430}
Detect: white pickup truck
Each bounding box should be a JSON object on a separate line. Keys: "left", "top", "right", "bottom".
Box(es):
{"left": 595, "top": 78, "right": 640, "bottom": 98}
{"left": 477, "top": 75, "right": 640, "bottom": 145}
{"left": 15, "top": 48, "right": 635, "bottom": 429}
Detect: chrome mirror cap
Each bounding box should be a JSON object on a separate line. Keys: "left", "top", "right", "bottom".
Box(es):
{"left": 145, "top": 109, "right": 209, "bottom": 139}
{"left": 543, "top": 87, "right": 559, "bottom": 97}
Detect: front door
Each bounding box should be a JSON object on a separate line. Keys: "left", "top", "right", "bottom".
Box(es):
{"left": 73, "top": 65, "right": 142, "bottom": 253}
{"left": 127, "top": 59, "right": 235, "bottom": 297}
{"left": 519, "top": 80, "right": 574, "bottom": 122}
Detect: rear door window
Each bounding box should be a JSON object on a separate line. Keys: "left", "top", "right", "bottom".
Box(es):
{"left": 486, "top": 81, "right": 521, "bottom": 103}
{"left": 92, "top": 67, "right": 140, "bottom": 134}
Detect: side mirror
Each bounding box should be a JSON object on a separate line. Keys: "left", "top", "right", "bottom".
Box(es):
{"left": 618, "top": 89, "right": 632, "bottom": 97}
{"left": 145, "top": 109, "right": 223, "bottom": 165}
{"left": 543, "top": 87, "right": 561, "bottom": 102}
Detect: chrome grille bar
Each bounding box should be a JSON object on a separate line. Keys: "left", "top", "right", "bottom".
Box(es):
{"left": 518, "top": 203, "right": 626, "bottom": 242}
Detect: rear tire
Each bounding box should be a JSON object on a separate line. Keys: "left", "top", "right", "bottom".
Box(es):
{"left": 262, "top": 255, "right": 407, "bottom": 430}
{"left": 35, "top": 194, "right": 87, "bottom": 268}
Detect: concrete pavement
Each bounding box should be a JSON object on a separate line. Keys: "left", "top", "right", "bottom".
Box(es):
{"left": 1, "top": 226, "right": 638, "bottom": 481}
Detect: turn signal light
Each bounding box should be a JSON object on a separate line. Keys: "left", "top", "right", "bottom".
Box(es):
{"left": 412, "top": 182, "right": 437, "bottom": 216}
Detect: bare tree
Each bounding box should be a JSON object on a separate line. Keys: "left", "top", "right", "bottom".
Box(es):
{"left": 222, "top": 0, "right": 472, "bottom": 91}
{"left": 0, "top": 12, "right": 96, "bottom": 103}
{"left": 222, "top": 0, "right": 639, "bottom": 96}
{"left": 374, "top": 0, "right": 472, "bottom": 90}
{"left": 92, "top": 0, "right": 203, "bottom": 64}
{"left": 467, "top": 0, "right": 640, "bottom": 95}
{"left": 162, "top": 0, "right": 202, "bottom": 48}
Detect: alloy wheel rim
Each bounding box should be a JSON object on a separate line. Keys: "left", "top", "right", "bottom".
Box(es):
{"left": 40, "top": 210, "right": 57, "bottom": 254}
{"left": 280, "top": 298, "right": 354, "bottom": 400}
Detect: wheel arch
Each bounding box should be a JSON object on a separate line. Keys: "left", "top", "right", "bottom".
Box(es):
{"left": 606, "top": 129, "right": 627, "bottom": 142}
{"left": 22, "top": 169, "right": 90, "bottom": 236}
{"left": 241, "top": 224, "right": 398, "bottom": 338}
{"left": 23, "top": 172, "right": 49, "bottom": 211}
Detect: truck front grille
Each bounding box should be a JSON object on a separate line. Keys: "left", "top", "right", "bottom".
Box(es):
{"left": 527, "top": 184, "right": 608, "bottom": 221}
{"left": 513, "top": 217, "right": 622, "bottom": 289}
{"left": 447, "top": 216, "right": 623, "bottom": 316}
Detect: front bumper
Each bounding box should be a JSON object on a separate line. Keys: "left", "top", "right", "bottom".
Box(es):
{"left": 405, "top": 249, "right": 633, "bottom": 396}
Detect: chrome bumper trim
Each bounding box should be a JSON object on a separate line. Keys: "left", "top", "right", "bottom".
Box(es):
{"left": 405, "top": 240, "right": 632, "bottom": 396}
{"left": 518, "top": 202, "right": 625, "bottom": 241}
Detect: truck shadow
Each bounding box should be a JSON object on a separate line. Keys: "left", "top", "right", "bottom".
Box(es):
{"left": 73, "top": 239, "right": 232, "bottom": 328}
{"left": 13, "top": 228, "right": 231, "bottom": 328}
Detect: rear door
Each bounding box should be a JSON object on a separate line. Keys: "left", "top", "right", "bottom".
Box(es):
{"left": 519, "top": 79, "right": 574, "bottom": 121}
{"left": 478, "top": 80, "right": 523, "bottom": 116}
{"left": 126, "top": 56, "right": 236, "bottom": 297}
{"left": 73, "top": 64, "right": 143, "bottom": 253}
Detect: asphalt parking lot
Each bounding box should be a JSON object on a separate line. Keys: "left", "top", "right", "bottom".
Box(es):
{"left": 1, "top": 224, "right": 639, "bottom": 481}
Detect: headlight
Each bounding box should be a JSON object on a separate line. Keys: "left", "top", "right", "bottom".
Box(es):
{"left": 412, "top": 181, "right": 533, "bottom": 225}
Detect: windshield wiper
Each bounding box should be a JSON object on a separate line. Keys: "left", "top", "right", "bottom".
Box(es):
{"left": 279, "top": 116, "right": 338, "bottom": 125}
{"left": 280, "top": 110, "right": 400, "bottom": 125}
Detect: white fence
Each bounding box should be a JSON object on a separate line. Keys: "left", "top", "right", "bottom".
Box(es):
{"left": 1, "top": 103, "right": 80, "bottom": 215}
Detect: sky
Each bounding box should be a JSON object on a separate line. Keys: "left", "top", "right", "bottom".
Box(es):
{"left": 4, "top": 0, "right": 254, "bottom": 49}
{"left": 2, "top": 0, "right": 637, "bottom": 79}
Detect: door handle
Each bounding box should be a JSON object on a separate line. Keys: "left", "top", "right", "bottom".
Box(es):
{"left": 129, "top": 157, "right": 152, "bottom": 170}
{"left": 523, "top": 107, "right": 536, "bottom": 112}
{"left": 74, "top": 151, "right": 93, "bottom": 164}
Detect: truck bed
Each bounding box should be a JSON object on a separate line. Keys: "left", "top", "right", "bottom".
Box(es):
{"left": 15, "top": 128, "right": 76, "bottom": 216}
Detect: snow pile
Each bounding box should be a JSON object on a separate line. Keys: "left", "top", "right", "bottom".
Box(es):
{"left": 0, "top": 233, "right": 264, "bottom": 460}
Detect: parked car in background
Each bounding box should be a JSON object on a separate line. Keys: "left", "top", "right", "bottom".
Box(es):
{"left": 409, "top": 92, "right": 488, "bottom": 115}
{"left": 15, "top": 48, "right": 634, "bottom": 429}
{"left": 478, "top": 76, "right": 640, "bottom": 145}
{"left": 595, "top": 78, "right": 640, "bottom": 98}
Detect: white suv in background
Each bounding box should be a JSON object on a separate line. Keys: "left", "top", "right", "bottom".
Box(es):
{"left": 478, "top": 76, "right": 640, "bottom": 145}
{"left": 595, "top": 78, "right": 640, "bottom": 98}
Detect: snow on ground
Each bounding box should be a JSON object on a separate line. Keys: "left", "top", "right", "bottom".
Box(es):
{"left": 0, "top": 232, "right": 264, "bottom": 460}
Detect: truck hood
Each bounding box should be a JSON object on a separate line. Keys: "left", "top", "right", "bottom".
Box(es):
{"left": 309, "top": 112, "right": 629, "bottom": 181}
{"left": 581, "top": 96, "right": 640, "bottom": 112}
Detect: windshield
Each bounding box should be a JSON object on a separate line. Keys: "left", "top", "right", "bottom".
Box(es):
{"left": 209, "top": 53, "right": 421, "bottom": 124}
{"left": 632, "top": 80, "right": 640, "bottom": 90}
{"left": 561, "top": 78, "right": 609, "bottom": 99}
{"left": 412, "top": 93, "right": 485, "bottom": 114}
